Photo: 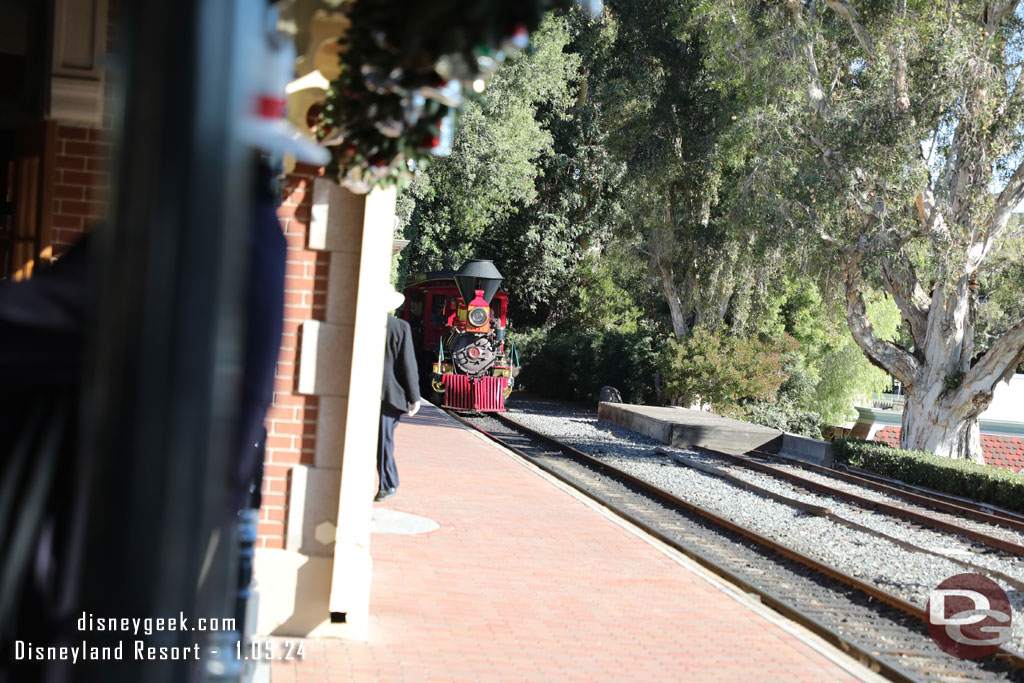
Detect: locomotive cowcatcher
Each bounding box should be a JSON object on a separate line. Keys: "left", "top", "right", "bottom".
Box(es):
{"left": 401, "top": 259, "right": 518, "bottom": 411}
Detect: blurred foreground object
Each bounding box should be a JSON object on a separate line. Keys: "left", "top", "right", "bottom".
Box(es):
{"left": 238, "top": 3, "right": 329, "bottom": 166}
{"left": 0, "top": 237, "right": 94, "bottom": 674}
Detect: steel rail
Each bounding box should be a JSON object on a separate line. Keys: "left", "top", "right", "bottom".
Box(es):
{"left": 836, "top": 464, "right": 1024, "bottom": 527}
{"left": 750, "top": 450, "right": 1024, "bottom": 532}
{"left": 472, "top": 410, "right": 1024, "bottom": 679}
{"left": 702, "top": 449, "right": 1024, "bottom": 558}
{"left": 483, "top": 412, "right": 922, "bottom": 617}
{"left": 656, "top": 449, "right": 1024, "bottom": 594}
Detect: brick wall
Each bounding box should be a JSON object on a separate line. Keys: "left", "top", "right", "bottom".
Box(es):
{"left": 873, "top": 426, "right": 1024, "bottom": 471}
{"left": 50, "top": 125, "right": 110, "bottom": 257}
{"left": 258, "top": 163, "right": 330, "bottom": 548}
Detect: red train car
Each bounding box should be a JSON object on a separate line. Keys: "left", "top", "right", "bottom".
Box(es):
{"left": 402, "top": 259, "right": 518, "bottom": 411}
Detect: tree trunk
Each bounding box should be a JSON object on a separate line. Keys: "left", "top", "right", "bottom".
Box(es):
{"left": 842, "top": 261, "right": 1023, "bottom": 463}
{"left": 777, "top": 0, "right": 1024, "bottom": 463}
{"left": 897, "top": 277, "right": 986, "bottom": 463}
{"left": 656, "top": 187, "right": 689, "bottom": 340}
{"left": 900, "top": 387, "right": 984, "bottom": 463}
{"left": 657, "top": 258, "right": 689, "bottom": 340}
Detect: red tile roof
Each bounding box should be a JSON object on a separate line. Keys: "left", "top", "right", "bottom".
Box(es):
{"left": 873, "top": 426, "right": 901, "bottom": 449}
{"left": 871, "top": 427, "right": 1024, "bottom": 472}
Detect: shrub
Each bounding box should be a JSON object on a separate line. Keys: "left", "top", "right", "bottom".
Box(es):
{"left": 658, "top": 324, "right": 793, "bottom": 415}
{"left": 516, "top": 325, "right": 659, "bottom": 404}
{"left": 742, "top": 400, "right": 823, "bottom": 438}
{"left": 833, "top": 439, "right": 1024, "bottom": 514}
{"left": 738, "top": 353, "right": 826, "bottom": 437}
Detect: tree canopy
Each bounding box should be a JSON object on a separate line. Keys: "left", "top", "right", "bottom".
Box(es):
{"left": 393, "top": 2, "right": 1024, "bottom": 455}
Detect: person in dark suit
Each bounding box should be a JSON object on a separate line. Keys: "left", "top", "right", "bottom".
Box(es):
{"left": 377, "top": 289, "right": 421, "bottom": 501}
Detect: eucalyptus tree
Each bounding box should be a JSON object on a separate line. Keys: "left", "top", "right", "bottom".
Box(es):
{"left": 697, "top": 0, "right": 1024, "bottom": 461}
{"left": 593, "top": 0, "right": 745, "bottom": 340}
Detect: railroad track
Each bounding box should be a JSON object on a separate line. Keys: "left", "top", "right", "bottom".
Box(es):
{"left": 447, "top": 409, "right": 1024, "bottom": 683}
{"left": 653, "top": 447, "right": 1024, "bottom": 596}
{"left": 708, "top": 448, "right": 1024, "bottom": 558}
{"left": 832, "top": 466, "right": 1024, "bottom": 529}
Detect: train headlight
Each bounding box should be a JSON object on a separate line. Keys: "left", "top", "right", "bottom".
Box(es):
{"left": 468, "top": 306, "right": 488, "bottom": 327}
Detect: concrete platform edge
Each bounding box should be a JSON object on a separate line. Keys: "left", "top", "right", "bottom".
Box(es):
{"left": 780, "top": 433, "right": 835, "bottom": 467}
{"left": 600, "top": 402, "right": 834, "bottom": 466}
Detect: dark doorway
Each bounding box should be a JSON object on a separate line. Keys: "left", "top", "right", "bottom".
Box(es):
{"left": 0, "top": 121, "right": 56, "bottom": 280}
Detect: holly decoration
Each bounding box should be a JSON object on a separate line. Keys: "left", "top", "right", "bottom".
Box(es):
{"left": 318, "top": 0, "right": 575, "bottom": 193}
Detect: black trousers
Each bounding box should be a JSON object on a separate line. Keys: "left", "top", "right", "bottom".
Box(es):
{"left": 377, "top": 403, "right": 404, "bottom": 491}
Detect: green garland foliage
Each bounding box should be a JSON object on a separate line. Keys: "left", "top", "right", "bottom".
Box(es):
{"left": 833, "top": 439, "right": 1024, "bottom": 515}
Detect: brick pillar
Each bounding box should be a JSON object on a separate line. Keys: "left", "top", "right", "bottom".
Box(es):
{"left": 254, "top": 176, "right": 395, "bottom": 640}
{"left": 257, "top": 163, "right": 328, "bottom": 549}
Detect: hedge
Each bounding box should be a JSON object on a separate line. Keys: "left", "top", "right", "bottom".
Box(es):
{"left": 833, "top": 439, "right": 1024, "bottom": 515}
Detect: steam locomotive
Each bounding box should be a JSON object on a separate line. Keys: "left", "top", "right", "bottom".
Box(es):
{"left": 401, "top": 259, "right": 518, "bottom": 411}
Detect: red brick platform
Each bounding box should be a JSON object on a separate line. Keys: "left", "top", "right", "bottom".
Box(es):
{"left": 271, "top": 405, "right": 877, "bottom": 682}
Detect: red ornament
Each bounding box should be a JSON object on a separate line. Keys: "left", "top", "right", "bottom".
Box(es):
{"left": 507, "top": 24, "right": 530, "bottom": 49}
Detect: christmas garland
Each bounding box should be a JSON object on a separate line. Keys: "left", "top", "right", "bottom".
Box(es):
{"left": 318, "top": 0, "right": 577, "bottom": 192}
